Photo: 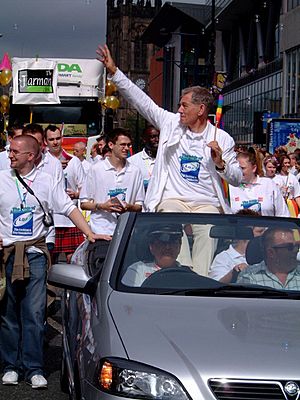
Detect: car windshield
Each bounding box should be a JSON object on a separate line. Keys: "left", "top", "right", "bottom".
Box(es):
{"left": 116, "top": 213, "right": 300, "bottom": 298}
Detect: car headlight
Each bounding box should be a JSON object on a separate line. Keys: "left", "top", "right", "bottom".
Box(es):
{"left": 96, "top": 357, "right": 190, "bottom": 399}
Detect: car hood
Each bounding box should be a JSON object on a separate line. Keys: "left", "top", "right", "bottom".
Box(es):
{"left": 108, "top": 292, "right": 300, "bottom": 380}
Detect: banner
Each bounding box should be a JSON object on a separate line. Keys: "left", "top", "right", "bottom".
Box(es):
{"left": 12, "top": 58, "right": 60, "bottom": 104}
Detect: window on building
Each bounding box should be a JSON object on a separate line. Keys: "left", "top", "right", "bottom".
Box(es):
{"left": 134, "top": 41, "right": 147, "bottom": 71}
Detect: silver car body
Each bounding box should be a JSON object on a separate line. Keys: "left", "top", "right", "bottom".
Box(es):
{"left": 48, "top": 212, "right": 300, "bottom": 400}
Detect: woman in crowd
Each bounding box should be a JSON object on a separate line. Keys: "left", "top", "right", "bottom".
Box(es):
{"left": 229, "top": 148, "right": 289, "bottom": 216}
{"left": 263, "top": 155, "right": 278, "bottom": 179}
{"left": 272, "top": 154, "right": 300, "bottom": 216}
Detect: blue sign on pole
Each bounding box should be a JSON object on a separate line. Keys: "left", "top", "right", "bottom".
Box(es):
{"left": 268, "top": 118, "right": 300, "bottom": 153}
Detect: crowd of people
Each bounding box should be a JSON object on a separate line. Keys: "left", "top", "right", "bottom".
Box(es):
{"left": 0, "top": 43, "right": 300, "bottom": 389}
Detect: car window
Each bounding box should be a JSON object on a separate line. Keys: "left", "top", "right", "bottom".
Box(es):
{"left": 117, "top": 213, "right": 300, "bottom": 297}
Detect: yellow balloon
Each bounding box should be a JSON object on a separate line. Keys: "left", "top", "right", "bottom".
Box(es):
{"left": 0, "top": 104, "right": 9, "bottom": 114}
{"left": 104, "top": 95, "right": 120, "bottom": 110}
{"left": 0, "top": 94, "right": 10, "bottom": 107}
{"left": 0, "top": 69, "right": 12, "bottom": 86}
{"left": 105, "top": 80, "right": 117, "bottom": 96}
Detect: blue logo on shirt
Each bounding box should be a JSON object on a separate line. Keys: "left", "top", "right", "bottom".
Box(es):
{"left": 179, "top": 154, "right": 202, "bottom": 183}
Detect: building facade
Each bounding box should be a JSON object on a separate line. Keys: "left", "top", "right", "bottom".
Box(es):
{"left": 106, "top": 0, "right": 161, "bottom": 142}
{"left": 206, "top": 0, "right": 300, "bottom": 145}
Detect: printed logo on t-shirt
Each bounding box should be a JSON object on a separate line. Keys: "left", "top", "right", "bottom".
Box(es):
{"left": 108, "top": 188, "right": 127, "bottom": 202}
{"left": 241, "top": 199, "right": 261, "bottom": 213}
{"left": 179, "top": 154, "right": 202, "bottom": 183}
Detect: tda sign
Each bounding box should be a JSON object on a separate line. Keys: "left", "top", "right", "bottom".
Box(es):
{"left": 58, "top": 63, "right": 82, "bottom": 73}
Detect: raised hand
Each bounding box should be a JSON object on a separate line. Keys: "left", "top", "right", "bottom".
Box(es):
{"left": 96, "top": 44, "right": 117, "bottom": 75}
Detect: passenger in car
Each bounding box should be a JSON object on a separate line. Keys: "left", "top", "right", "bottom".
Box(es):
{"left": 208, "top": 209, "right": 263, "bottom": 282}
{"left": 122, "top": 224, "right": 184, "bottom": 287}
{"left": 208, "top": 238, "right": 248, "bottom": 283}
{"left": 237, "top": 227, "right": 300, "bottom": 289}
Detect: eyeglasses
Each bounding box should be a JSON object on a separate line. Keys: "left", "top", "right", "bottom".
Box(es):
{"left": 9, "top": 149, "right": 32, "bottom": 156}
{"left": 272, "top": 243, "right": 299, "bottom": 252}
{"left": 151, "top": 233, "right": 182, "bottom": 244}
{"left": 117, "top": 143, "right": 132, "bottom": 149}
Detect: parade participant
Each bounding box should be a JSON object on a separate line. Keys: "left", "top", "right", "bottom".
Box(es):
{"left": 44, "top": 125, "right": 86, "bottom": 263}
{"left": 96, "top": 44, "right": 242, "bottom": 275}
{"left": 263, "top": 155, "right": 278, "bottom": 178}
{"left": 23, "top": 123, "right": 65, "bottom": 250}
{"left": 96, "top": 134, "right": 107, "bottom": 156}
{"left": 73, "top": 141, "right": 91, "bottom": 175}
{"left": 80, "top": 128, "right": 144, "bottom": 238}
{"left": 238, "top": 227, "right": 300, "bottom": 289}
{"left": 90, "top": 142, "right": 102, "bottom": 163}
{"left": 272, "top": 155, "right": 300, "bottom": 215}
{"left": 229, "top": 149, "right": 289, "bottom": 217}
{"left": 0, "top": 136, "right": 98, "bottom": 389}
{"left": 128, "top": 125, "right": 160, "bottom": 191}
{"left": 0, "top": 123, "right": 23, "bottom": 170}
{"left": 289, "top": 152, "right": 298, "bottom": 175}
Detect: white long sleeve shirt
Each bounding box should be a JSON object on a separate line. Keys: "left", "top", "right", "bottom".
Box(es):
{"left": 0, "top": 168, "right": 75, "bottom": 246}
{"left": 111, "top": 68, "right": 243, "bottom": 212}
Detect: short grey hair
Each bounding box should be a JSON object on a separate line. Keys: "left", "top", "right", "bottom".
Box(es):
{"left": 181, "top": 86, "right": 214, "bottom": 111}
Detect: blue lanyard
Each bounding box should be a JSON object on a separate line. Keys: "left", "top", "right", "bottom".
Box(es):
{"left": 15, "top": 178, "right": 28, "bottom": 209}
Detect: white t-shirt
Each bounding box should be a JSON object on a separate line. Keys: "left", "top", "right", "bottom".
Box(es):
{"left": 0, "top": 145, "right": 10, "bottom": 170}
{"left": 272, "top": 173, "right": 300, "bottom": 200}
{"left": 229, "top": 176, "right": 289, "bottom": 217}
{"left": 209, "top": 244, "right": 247, "bottom": 281}
{"left": 122, "top": 262, "right": 161, "bottom": 287}
{"left": 0, "top": 168, "right": 75, "bottom": 246}
{"left": 36, "top": 152, "right": 76, "bottom": 242}
{"left": 80, "top": 158, "right": 145, "bottom": 235}
{"left": 81, "top": 159, "right": 91, "bottom": 175}
{"left": 128, "top": 148, "right": 156, "bottom": 189}
{"left": 55, "top": 155, "right": 85, "bottom": 227}
{"left": 162, "top": 127, "right": 220, "bottom": 207}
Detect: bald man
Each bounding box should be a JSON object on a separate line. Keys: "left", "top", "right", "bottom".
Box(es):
{"left": 73, "top": 141, "right": 90, "bottom": 175}
{"left": 0, "top": 135, "right": 99, "bottom": 389}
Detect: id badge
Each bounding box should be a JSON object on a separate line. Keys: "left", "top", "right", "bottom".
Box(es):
{"left": 12, "top": 208, "right": 33, "bottom": 236}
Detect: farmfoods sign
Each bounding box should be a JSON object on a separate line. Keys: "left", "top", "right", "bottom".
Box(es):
{"left": 18, "top": 69, "right": 54, "bottom": 93}
{"left": 12, "top": 57, "right": 60, "bottom": 104}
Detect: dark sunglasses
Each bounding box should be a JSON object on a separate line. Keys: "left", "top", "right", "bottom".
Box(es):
{"left": 272, "top": 243, "right": 299, "bottom": 252}
{"left": 150, "top": 233, "right": 182, "bottom": 243}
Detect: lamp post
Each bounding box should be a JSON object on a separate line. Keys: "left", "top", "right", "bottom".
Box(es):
{"left": 158, "top": 31, "right": 204, "bottom": 110}
{"left": 209, "top": 0, "right": 216, "bottom": 88}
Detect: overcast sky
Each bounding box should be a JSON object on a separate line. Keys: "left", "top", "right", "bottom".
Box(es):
{"left": 0, "top": 0, "right": 206, "bottom": 60}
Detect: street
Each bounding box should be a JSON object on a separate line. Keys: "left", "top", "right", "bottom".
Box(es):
{"left": 0, "top": 304, "right": 68, "bottom": 399}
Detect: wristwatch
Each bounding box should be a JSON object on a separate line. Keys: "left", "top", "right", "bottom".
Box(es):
{"left": 215, "top": 161, "right": 226, "bottom": 172}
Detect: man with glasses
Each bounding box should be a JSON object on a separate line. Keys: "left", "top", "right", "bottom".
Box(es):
{"left": 80, "top": 128, "right": 144, "bottom": 238}
{"left": 122, "top": 224, "right": 184, "bottom": 287}
{"left": 238, "top": 227, "right": 300, "bottom": 289}
{"left": 0, "top": 135, "right": 99, "bottom": 389}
